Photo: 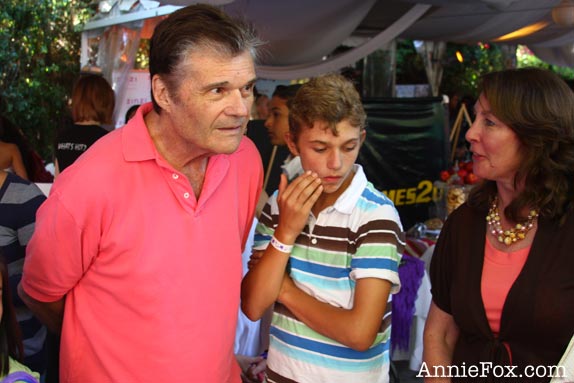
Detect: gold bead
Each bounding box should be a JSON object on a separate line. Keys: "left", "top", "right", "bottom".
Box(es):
{"left": 504, "top": 236, "right": 513, "bottom": 246}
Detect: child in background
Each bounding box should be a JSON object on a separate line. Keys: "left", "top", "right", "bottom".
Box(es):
{"left": 0, "top": 257, "right": 40, "bottom": 381}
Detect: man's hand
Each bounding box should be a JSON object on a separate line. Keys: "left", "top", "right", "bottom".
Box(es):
{"left": 236, "top": 354, "right": 266, "bottom": 383}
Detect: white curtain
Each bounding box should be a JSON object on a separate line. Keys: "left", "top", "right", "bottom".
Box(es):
{"left": 97, "top": 23, "right": 143, "bottom": 127}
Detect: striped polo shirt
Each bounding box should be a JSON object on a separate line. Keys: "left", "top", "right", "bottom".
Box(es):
{"left": 254, "top": 164, "right": 405, "bottom": 383}
{"left": 0, "top": 172, "right": 47, "bottom": 371}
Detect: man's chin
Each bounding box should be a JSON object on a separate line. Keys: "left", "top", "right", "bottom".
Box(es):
{"left": 216, "top": 138, "right": 243, "bottom": 154}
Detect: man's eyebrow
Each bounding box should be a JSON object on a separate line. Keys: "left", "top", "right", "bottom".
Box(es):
{"left": 201, "top": 77, "right": 258, "bottom": 92}
{"left": 201, "top": 81, "right": 230, "bottom": 92}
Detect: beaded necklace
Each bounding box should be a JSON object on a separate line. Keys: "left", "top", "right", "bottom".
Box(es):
{"left": 486, "top": 197, "right": 538, "bottom": 246}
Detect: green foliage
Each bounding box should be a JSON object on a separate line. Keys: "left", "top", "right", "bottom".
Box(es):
{"left": 0, "top": 0, "right": 94, "bottom": 160}
{"left": 516, "top": 45, "right": 574, "bottom": 80}
{"left": 440, "top": 42, "right": 506, "bottom": 100}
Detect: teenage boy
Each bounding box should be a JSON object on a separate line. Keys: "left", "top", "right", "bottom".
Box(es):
{"left": 241, "top": 74, "right": 405, "bottom": 383}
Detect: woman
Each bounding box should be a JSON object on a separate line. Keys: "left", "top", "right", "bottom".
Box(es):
{"left": 0, "top": 116, "right": 28, "bottom": 180}
{"left": 424, "top": 68, "right": 574, "bottom": 381}
{"left": 54, "top": 74, "right": 114, "bottom": 177}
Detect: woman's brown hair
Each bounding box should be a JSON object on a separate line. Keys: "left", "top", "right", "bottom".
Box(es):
{"left": 468, "top": 67, "right": 574, "bottom": 223}
{"left": 71, "top": 74, "right": 115, "bottom": 125}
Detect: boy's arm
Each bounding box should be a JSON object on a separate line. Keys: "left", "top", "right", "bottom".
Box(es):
{"left": 278, "top": 274, "right": 392, "bottom": 351}
{"left": 241, "top": 172, "right": 323, "bottom": 321}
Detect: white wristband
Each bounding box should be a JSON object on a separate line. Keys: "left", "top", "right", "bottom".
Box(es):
{"left": 270, "top": 236, "right": 293, "bottom": 254}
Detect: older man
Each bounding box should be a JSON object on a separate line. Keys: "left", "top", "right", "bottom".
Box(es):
{"left": 18, "top": 4, "right": 263, "bottom": 382}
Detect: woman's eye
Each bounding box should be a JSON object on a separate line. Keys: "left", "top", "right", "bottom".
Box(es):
{"left": 485, "top": 119, "right": 495, "bottom": 127}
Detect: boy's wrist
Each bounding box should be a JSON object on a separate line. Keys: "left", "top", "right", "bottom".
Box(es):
{"left": 272, "top": 228, "right": 297, "bottom": 246}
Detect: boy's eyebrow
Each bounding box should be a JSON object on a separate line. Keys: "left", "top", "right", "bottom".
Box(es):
{"left": 309, "top": 137, "right": 359, "bottom": 145}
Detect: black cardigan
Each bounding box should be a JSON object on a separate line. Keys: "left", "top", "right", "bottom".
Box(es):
{"left": 430, "top": 203, "right": 574, "bottom": 382}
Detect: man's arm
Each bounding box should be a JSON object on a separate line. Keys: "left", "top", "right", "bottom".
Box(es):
{"left": 278, "top": 275, "right": 392, "bottom": 351}
{"left": 18, "top": 283, "right": 65, "bottom": 333}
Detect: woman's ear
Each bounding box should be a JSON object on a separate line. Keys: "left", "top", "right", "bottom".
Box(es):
{"left": 285, "top": 132, "right": 299, "bottom": 157}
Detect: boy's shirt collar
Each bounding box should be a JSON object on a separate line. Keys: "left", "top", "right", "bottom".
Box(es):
{"left": 327, "top": 164, "right": 366, "bottom": 215}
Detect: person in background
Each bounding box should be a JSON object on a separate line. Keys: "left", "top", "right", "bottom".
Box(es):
{"left": 0, "top": 116, "right": 28, "bottom": 180}
{"left": 18, "top": 4, "right": 263, "bottom": 382}
{"left": 0, "top": 170, "right": 47, "bottom": 375}
{"left": 252, "top": 89, "right": 269, "bottom": 120}
{"left": 262, "top": 84, "right": 303, "bottom": 195}
{"left": 424, "top": 68, "right": 574, "bottom": 381}
{"left": 124, "top": 104, "right": 140, "bottom": 124}
{"left": 0, "top": 114, "right": 53, "bottom": 183}
{"left": 54, "top": 74, "right": 114, "bottom": 177}
{"left": 0, "top": 256, "right": 40, "bottom": 381}
{"left": 242, "top": 74, "right": 405, "bottom": 383}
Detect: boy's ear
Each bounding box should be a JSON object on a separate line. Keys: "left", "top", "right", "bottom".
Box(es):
{"left": 285, "top": 132, "right": 299, "bottom": 156}
{"left": 360, "top": 129, "right": 367, "bottom": 145}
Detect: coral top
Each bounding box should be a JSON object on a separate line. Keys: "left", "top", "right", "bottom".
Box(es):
{"left": 481, "top": 238, "right": 530, "bottom": 335}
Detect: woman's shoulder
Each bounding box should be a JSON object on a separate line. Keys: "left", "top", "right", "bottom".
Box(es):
{"left": 0, "top": 140, "right": 20, "bottom": 153}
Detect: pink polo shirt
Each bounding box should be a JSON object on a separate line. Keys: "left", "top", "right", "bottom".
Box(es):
{"left": 22, "top": 103, "right": 263, "bottom": 382}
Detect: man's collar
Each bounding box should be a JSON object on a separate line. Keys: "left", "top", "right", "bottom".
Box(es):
{"left": 122, "top": 102, "right": 157, "bottom": 162}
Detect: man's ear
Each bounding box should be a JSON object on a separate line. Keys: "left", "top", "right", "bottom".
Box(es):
{"left": 151, "top": 75, "right": 172, "bottom": 112}
{"left": 285, "top": 132, "right": 299, "bottom": 157}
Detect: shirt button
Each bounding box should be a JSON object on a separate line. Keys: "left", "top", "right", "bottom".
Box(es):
{"left": 172, "top": 173, "right": 179, "bottom": 179}
{"left": 183, "top": 192, "right": 190, "bottom": 199}
{"left": 311, "top": 238, "right": 318, "bottom": 245}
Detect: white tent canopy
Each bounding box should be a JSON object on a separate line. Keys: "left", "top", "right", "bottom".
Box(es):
{"left": 81, "top": 0, "right": 574, "bottom": 125}
{"left": 83, "top": 0, "right": 574, "bottom": 80}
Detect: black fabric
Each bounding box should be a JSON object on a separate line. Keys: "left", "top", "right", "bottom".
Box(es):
{"left": 358, "top": 97, "right": 449, "bottom": 229}
{"left": 430, "top": 203, "right": 574, "bottom": 382}
{"left": 55, "top": 124, "right": 108, "bottom": 172}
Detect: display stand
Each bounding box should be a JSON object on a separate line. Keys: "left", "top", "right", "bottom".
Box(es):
{"left": 449, "top": 103, "right": 473, "bottom": 163}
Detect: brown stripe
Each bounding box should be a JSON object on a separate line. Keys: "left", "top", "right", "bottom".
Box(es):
{"left": 293, "top": 220, "right": 404, "bottom": 253}
{"left": 266, "top": 366, "right": 300, "bottom": 383}
{"left": 381, "top": 312, "right": 392, "bottom": 332}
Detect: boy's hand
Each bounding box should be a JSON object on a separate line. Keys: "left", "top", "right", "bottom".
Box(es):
{"left": 274, "top": 171, "right": 322, "bottom": 244}
{"left": 247, "top": 250, "right": 264, "bottom": 270}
